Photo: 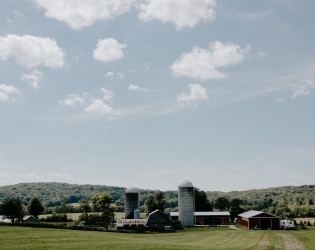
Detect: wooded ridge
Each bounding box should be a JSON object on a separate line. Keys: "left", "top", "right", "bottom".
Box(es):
{"left": 0, "top": 182, "right": 314, "bottom": 211}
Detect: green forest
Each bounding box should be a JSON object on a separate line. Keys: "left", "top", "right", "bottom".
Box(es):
{"left": 0, "top": 182, "right": 314, "bottom": 218}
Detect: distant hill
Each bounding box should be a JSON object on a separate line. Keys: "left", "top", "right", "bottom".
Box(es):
{"left": 0, "top": 182, "right": 314, "bottom": 211}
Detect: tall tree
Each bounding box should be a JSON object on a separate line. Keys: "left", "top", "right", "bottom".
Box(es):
{"left": 91, "top": 193, "right": 114, "bottom": 230}
{"left": 214, "top": 197, "right": 229, "bottom": 211}
{"left": 28, "top": 197, "right": 45, "bottom": 218}
{"left": 229, "top": 198, "right": 244, "bottom": 222}
{"left": 2, "top": 198, "right": 25, "bottom": 224}
{"left": 195, "top": 188, "right": 213, "bottom": 212}
{"left": 155, "top": 191, "right": 166, "bottom": 211}
{"left": 79, "top": 198, "right": 91, "bottom": 221}
{"left": 145, "top": 191, "right": 166, "bottom": 214}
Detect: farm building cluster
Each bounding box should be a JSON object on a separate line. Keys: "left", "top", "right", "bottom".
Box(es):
{"left": 118, "top": 180, "right": 283, "bottom": 230}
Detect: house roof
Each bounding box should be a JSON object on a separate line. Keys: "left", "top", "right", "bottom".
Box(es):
{"left": 238, "top": 210, "right": 279, "bottom": 219}
{"left": 170, "top": 211, "right": 230, "bottom": 216}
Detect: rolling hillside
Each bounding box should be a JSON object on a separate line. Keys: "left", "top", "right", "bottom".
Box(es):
{"left": 0, "top": 182, "right": 314, "bottom": 211}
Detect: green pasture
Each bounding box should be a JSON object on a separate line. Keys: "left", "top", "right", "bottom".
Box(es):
{"left": 1, "top": 226, "right": 315, "bottom": 250}
{"left": 39, "top": 212, "right": 147, "bottom": 221}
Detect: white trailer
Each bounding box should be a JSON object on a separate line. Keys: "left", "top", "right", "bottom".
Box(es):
{"left": 280, "top": 220, "right": 295, "bottom": 229}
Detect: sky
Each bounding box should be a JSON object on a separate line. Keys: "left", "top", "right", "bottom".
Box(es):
{"left": 0, "top": 0, "right": 315, "bottom": 192}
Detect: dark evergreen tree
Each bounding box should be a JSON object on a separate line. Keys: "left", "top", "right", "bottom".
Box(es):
{"left": 28, "top": 197, "right": 44, "bottom": 218}
{"left": 2, "top": 198, "right": 25, "bottom": 224}
{"left": 195, "top": 188, "right": 213, "bottom": 211}
{"left": 229, "top": 198, "right": 244, "bottom": 222}
{"left": 214, "top": 197, "right": 229, "bottom": 211}
{"left": 145, "top": 190, "right": 166, "bottom": 214}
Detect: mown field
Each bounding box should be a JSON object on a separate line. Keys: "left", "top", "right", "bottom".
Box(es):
{"left": 39, "top": 212, "right": 147, "bottom": 221}
{"left": 295, "top": 218, "right": 315, "bottom": 225}
{"left": 1, "top": 226, "right": 315, "bottom": 250}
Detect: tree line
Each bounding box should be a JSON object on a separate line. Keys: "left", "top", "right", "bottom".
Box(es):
{"left": 1, "top": 182, "right": 314, "bottom": 219}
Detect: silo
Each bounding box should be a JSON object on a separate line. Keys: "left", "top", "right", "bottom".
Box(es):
{"left": 134, "top": 209, "right": 140, "bottom": 219}
{"left": 124, "top": 186, "right": 140, "bottom": 219}
{"left": 178, "top": 180, "right": 195, "bottom": 226}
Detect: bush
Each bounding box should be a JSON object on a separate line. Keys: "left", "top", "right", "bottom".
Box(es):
{"left": 41, "top": 213, "right": 72, "bottom": 222}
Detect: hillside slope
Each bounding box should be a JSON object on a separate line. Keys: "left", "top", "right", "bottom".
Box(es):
{"left": 0, "top": 182, "right": 314, "bottom": 210}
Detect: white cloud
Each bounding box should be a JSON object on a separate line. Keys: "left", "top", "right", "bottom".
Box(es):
{"left": 138, "top": 0, "right": 216, "bottom": 30}
{"left": 59, "top": 94, "right": 86, "bottom": 106}
{"left": 32, "top": 0, "right": 135, "bottom": 30}
{"left": 21, "top": 69, "right": 43, "bottom": 89}
{"left": 84, "top": 99, "right": 113, "bottom": 114}
{"left": 105, "top": 71, "right": 125, "bottom": 79}
{"left": 61, "top": 88, "right": 116, "bottom": 117}
{"left": 0, "top": 83, "right": 21, "bottom": 102}
{"left": 128, "top": 84, "right": 148, "bottom": 92}
{"left": 258, "top": 52, "right": 265, "bottom": 58}
{"left": 93, "top": 38, "right": 126, "bottom": 63}
{"left": 176, "top": 83, "right": 208, "bottom": 104}
{"left": 105, "top": 72, "right": 115, "bottom": 79}
{"left": 171, "top": 41, "right": 250, "bottom": 81}
{"left": 100, "top": 88, "right": 114, "bottom": 102}
{"left": 291, "top": 80, "right": 315, "bottom": 99}
{"left": 0, "top": 34, "right": 65, "bottom": 69}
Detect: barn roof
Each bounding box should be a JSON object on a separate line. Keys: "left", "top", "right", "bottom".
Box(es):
{"left": 238, "top": 210, "right": 279, "bottom": 219}
{"left": 146, "top": 209, "right": 172, "bottom": 227}
{"left": 170, "top": 211, "right": 230, "bottom": 216}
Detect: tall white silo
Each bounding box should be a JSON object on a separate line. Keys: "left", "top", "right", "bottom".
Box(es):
{"left": 124, "top": 186, "right": 140, "bottom": 219}
{"left": 178, "top": 180, "right": 195, "bottom": 226}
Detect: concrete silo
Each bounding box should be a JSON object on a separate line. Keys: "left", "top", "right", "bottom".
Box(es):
{"left": 178, "top": 180, "right": 195, "bottom": 226}
{"left": 124, "top": 186, "right": 140, "bottom": 219}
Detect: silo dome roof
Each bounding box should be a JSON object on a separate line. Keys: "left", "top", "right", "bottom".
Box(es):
{"left": 179, "top": 180, "right": 194, "bottom": 187}
{"left": 125, "top": 186, "right": 140, "bottom": 193}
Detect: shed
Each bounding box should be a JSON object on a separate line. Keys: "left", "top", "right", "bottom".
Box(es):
{"left": 146, "top": 209, "right": 172, "bottom": 228}
{"left": 170, "top": 211, "right": 230, "bottom": 225}
{"left": 238, "top": 210, "right": 280, "bottom": 230}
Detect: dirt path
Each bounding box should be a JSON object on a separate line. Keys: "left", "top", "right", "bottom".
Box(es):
{"left": 229, "top": 225, "right": 243, "bottom": 230}
{"left": 276, "top": 232, "right": 305, "bottom": 250}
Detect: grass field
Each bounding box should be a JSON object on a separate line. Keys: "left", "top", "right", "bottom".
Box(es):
{"left": 39, "top": 212, "right": 147, "bottom": 221}
{"left": 295, "top": 218, "right": 315, "bottom": 225}
{"left": 1, "top": 226, "right": 315, "bottom": 250}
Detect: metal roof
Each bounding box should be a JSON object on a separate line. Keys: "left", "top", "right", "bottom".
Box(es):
{"left": 179, "top": 180, "right": 194, "bottom": 188}
{"left": 194, "top": 211, "right": 230, "bottom": 216}
{"left": 125, "top": 186, "right": 140, "bottom": 193}
{"left": 238, "top": 210, "right": 278, "bottom": 219}
{"left": 170, "top": 211, "right": 230, "bottom": 216}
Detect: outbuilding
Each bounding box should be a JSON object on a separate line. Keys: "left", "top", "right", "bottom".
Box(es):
{"left": 170, "top": 211, "right": 230, "bottom": 225}
{"left": 238, "top": 210, "right": 280, "bottom": 230}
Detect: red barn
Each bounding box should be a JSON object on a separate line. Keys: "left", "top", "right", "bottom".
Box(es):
{"left": 238, "top": 210, "right": 280, "bottom": 230}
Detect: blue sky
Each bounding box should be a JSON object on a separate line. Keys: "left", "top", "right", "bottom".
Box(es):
{"left": 0, "top": 0, "right": 314, "bottom": 191}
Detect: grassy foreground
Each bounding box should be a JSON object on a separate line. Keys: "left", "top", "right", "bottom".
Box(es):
{"left": 0, "top": 226, "right": 315, "bottom": 249}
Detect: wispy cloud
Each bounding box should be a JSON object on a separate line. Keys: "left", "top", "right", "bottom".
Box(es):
{"left": 128, "top": 84, "right": 148, "bottom": 92}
